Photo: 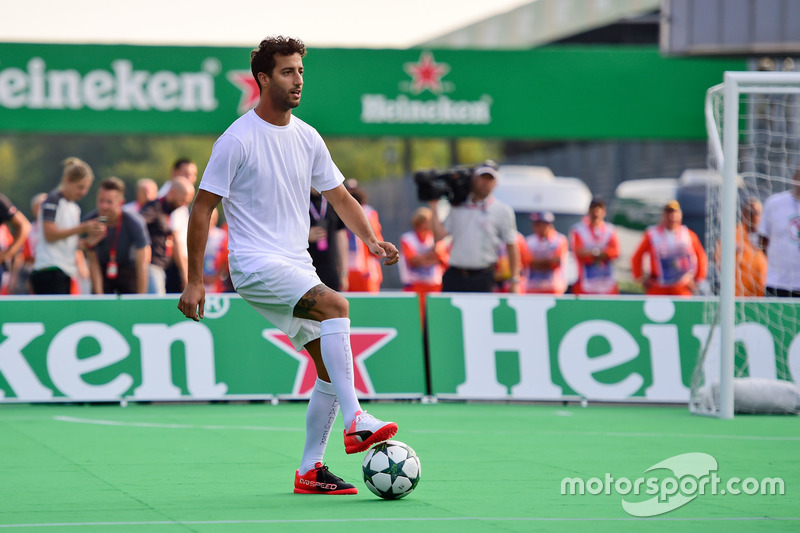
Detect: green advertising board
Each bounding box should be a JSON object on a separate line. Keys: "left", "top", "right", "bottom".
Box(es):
{"left": 0, "top": 294, "right": 425, "bottom": 402}
{"left": 0, "top": 43, "right": 744, "bottom": 139}
{"left": 426, "top": 294, "right": 800, "bottom": 402}
{"left": 2, "top": 293, "right": 798, "bottom": 404}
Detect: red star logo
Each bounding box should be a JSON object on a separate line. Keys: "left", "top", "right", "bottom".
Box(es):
{"left": 227, "top": 70, "right": 261, "bottom": 114}
{"left": 262, "top": 328, "right": 398, "bottom": 397}
{"left": 404, "top": 51, "right": 450, "bottom": 95}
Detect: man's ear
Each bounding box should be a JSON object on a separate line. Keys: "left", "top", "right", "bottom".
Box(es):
{"left": 258, "top": 72, "right": 270, "bottom": 89}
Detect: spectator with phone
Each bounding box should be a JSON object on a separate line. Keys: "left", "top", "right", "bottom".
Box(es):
{"left": 31, "top": 157, "right": 104, "bottom": 294}
{"left": 83, "top": 177, "right": 151, "bottom": 294}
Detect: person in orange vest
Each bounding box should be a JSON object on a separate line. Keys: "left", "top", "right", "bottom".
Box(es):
{"left": 399, "top": 207, "right": 449, "bottom": 321}
{"left": 712, "top": 197, "right": 766, "bottom": 297}
{"left": 495, "top": 231, "right": 530, "bottom": 292}
{"left": 569, "top": 197, "right": 620, "bottom": 295}
{"left": 399, "top": 207, "right": 447, "bottom": 292}
{"left": 345, "top": 181, "right": 383, "bottom": 292}
{"left": 0, "top": 192, "right": 31, "bottom": 295}
{"left": 524, "top": 211, "right": 569, "bottom": 295}
{"left": 632, "top": 200, "right": 707, "bottom": 296}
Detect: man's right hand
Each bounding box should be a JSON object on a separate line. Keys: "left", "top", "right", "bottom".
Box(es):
{"left": 309, "top": 226, "right": 327, "bottom": 243}
{"left": 178, "top": 281, "right": 206, "bottom": 321}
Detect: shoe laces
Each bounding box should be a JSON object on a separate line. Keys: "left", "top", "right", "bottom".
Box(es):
{"left": 356, "top": 411, "right": 376, "bottom": 423}
{"left": 316, "top": 464, "right": 344, "bottom": 483}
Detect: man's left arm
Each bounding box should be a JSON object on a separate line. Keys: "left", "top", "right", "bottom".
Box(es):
{"left": 323, "top": 184, "right": 398, "bottom": 266}
{"left": 135, "top": 245, "right": 151, "bottom": 294}
{"left": 337, "top": 229, "right": 349, "bottom": 291}
{"left": 500, "top": 205, "right": 521, "bottom": 292}
{"left": 0, "top": 211, "right": 31, "bottom": 264}
{"left": 506, "top": 241, "right": 521, "bottom": 293}
{"left": 691, "top": 230, "right": 708, "bottom": 281}
{"left": 85, "top": 249, "right": 104, "bottom": 294}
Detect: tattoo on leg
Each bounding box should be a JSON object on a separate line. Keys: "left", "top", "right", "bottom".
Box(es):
{"left": 294, "top": 284, "right": 332, "bottom": 319}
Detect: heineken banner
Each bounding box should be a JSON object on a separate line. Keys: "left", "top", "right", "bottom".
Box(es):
{"left": 0, "top": 43, "right": 744, "bottom": 139}
{"left": 0, "top": 294, "right": 425, "bottom": 402}
{"left": 426, "top": 294, "right": 800, "bottom": 402}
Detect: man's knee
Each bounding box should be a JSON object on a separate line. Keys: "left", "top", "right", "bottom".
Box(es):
{"left": 294, "top": 284, "right": 349, "bottom": 321}
{"left": 322, "top": 293, "right": 349, "bottom": 319}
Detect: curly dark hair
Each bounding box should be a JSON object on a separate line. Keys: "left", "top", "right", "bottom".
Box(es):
{"left": 250, "top": 36, "right": 306, "bottom": 91}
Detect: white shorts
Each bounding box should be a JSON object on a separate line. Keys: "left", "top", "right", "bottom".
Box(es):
{"left": 231, "top": 255, "right": 322, "bottom": 351}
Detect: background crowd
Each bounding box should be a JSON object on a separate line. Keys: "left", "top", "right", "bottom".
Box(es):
{"left": 1, "top": 157, "right": 798, "bottom": 299}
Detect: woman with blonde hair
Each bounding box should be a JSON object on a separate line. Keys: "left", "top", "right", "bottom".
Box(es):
{"left": 31, "top": 157, "right": 104, "bottom": 294}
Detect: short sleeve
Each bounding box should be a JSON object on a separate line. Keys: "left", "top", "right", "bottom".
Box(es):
{"left": 128, "top": 212, "right": 151, "bottom": 248}
{"left": 499, "top": 203, "right": 517, "bottom": 244}
{"left": 200, "top": 134, "right": 246, "bottom": 199}
{"left": 310, "top": 131, "right": 345, "bottom": 193}
{"left": 40, "top": 192, "right": 60, "bottom": 223}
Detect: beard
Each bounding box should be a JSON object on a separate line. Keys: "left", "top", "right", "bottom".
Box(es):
{"left": 269, "top": 85, "right": 300, "bottom": 111}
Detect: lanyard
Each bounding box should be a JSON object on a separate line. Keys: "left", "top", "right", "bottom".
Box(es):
{"left": 108, "top": 214, "right": 123, "bottom": 261}
{"left": 309, "top": 196, "right": 328, "bottom": 222}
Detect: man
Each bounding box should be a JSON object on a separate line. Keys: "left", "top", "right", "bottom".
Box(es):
{"left": 631, "top": 200, "right": 707, "bottom": 296}
{"left": 84, "top": 177, "right": 151, "bottom": 294}
{"left": 344, "top": 181, "right": 383, "bottom": 292}
{"left": 569, "top": 198, "right": 620, "bottom": 295}
{"left": 157, "top": 158, "right": 198, "bottom": 198}
{"left": 140, "top": 177, "right": 194, "bottom": 294}
{"left": 743, "top": 197, "right": 762, "bottom": 250}
{"left": 0, "top": 192, "right": 31, "bottom": 293}
{"left": 399, "top": 206, "right": 448, "bottom": 321}
{"left": 758, "top": 169, "right": 800, "bottom": 297}
{"left": 713, "top": 197, "right": 766, "bottom": 297}
{"left": 428, "top": 164, "right": 521, "bottom": 293}
{"left": 525, "top": 211, "right": 569, "bottom": 294}
{"left": 157, "top": 160, "right": 197, "bottom": 292}
{"left": 124, "top": 178, "right": 158, "bottom": 213}
{"left": 308, "top": 189, "right": 348, "bottom": 291}
{"left": 177, "top": 36, "right": 399, "bottom": 495}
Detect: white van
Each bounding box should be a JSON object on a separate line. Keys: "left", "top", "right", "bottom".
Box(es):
{"left": 492, "top": 165, "right": 593, "bottom": 238}
{"left": 609, "top": 169, "right": 727, "bottom": 289}
{"left": 492, "top": 165, "right": 593, "bottom": 285}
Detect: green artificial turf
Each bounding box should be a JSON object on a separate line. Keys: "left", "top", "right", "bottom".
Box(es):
{"left": 0, "top": 402, "right": 798, "bottom": 532}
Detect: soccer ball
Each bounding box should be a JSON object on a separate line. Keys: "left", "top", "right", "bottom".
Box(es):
{"left": 362, "top": 440, "right": 421, "bottom": 500}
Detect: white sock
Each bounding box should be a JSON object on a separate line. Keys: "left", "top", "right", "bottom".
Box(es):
{"left": 319, "top": 317, "right": 362, "bottom": 426}
{"left": 299, "top": 378, "right": 339, "bottom": 475}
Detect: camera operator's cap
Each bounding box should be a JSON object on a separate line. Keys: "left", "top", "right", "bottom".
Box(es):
{"left": 530, "top": 211, "right": 555, "bottom": 223}
{"left": 664, "top": 200, "right": 681, "bottom": 212}
{"left": 473, "top": 165, "right": 499, "bottom": 180}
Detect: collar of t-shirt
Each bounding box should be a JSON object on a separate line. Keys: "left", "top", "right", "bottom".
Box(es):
{"left": 465, "top": 194, "right": 494, "bottom": 210}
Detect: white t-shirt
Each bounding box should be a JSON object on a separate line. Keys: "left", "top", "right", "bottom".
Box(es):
{"left": 443, "top": 195, "right": 517, "bottom": 269}
{"left": 34, "top": 190, "right": 81, "bottom": 277}
{"left": 169, "top": 205, "right": 190, "bottom": 261}
{"left": 757, "top": 190, "right": 800, "bottom": 290}
{"left": 199, "top": 110, "right": 345, "bottom": 273}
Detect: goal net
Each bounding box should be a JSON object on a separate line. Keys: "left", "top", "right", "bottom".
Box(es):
{"left": 691, "top": 71, "right": 800, "bottom": 418}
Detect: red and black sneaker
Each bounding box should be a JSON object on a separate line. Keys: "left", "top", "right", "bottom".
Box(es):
{"left": 343, "top": 410, "right": 398, "bottom": 454}
{"left": 293, "top": 463, "right": 358, "bottom": 495}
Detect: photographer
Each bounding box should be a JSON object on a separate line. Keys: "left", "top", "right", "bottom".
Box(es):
{"left": 427, "top": 165, "right": 521, "bottom": 293}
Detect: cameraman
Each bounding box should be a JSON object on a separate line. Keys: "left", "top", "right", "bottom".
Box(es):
{"left": 428, "top": 165, "right": 521, "bottom": 293}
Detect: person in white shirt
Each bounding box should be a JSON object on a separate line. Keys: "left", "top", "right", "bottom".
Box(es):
{"left": 123, "top": 178, "right": 158, "bottom": 213}
{"left": 157, "top": 159, "right": 198, "bottom": 198}
{"left": 758, "top": 168, "right": 800, "bottom": 297}
{"left": 177, "top": 36, "right": 399, "bottom": 495}
{"left": 428, "top": 165, "right": 521, "bottom": 293}
{"left": 31, "top": 157, "right": 104, "bottom": 294}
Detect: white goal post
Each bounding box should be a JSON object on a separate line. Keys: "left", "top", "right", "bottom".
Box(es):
{"left": 698, "top": 71, "right": 800, "bottom": 419}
